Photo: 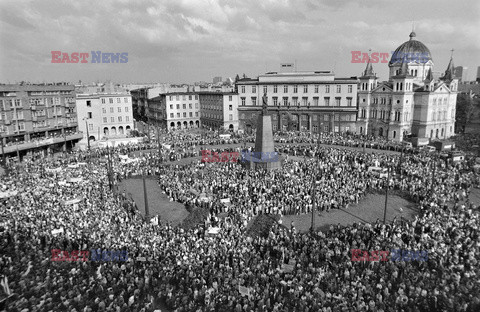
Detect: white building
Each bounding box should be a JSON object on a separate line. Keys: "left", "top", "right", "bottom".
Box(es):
{"left": 357, "top": 31, "right": 458, "bottom": 141}
{"left": 199, "top": 92, "right": 239, "bottom": 131}
{"left": 76, "top": 93, "right": 134, "bottom": 141}
{"left": 150, "top": 92, "right": 201, "bottom": 131}
{"left": 235, "top": 71, "right": 358, "bottom": 133}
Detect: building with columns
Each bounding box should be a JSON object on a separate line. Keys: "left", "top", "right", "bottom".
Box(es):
{"left": 357, "top": 31, "right": 458, "bottom": 141}
{"left": 235, "top": 71, "right": 358, "bottom": 133}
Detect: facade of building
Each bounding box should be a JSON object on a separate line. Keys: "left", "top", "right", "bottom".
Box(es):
{"left": 235, "top": 71, "right": 358, "bottom": 133}
{"left": 76, "top": 94, "right": 134, "bottom": 141}
{"left": 149, "top": 92, "right": 201, "bottom": 131}
{"left": 357, "top": 31, "right": 458, "bottom": 141}
{"left": 0, "top": 83, "right": 81, "bottom": 158}
{"left": 199, "top": 92, "right": 239, "bottom": 131}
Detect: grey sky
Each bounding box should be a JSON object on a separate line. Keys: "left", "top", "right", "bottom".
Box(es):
{"left": 0, "top": 0, "right": 479, "bottom": 84}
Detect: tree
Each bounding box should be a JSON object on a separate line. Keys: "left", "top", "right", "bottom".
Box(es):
{"left": 456, "top": 92, "right": 477, "bottom": 133}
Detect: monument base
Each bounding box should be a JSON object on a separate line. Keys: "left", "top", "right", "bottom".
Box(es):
{"left": 245, "top": 156, "right": 282, "bottom": 171}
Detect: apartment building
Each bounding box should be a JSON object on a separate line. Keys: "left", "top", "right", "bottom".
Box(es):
{"left": 199, "top": 92, "right": 239, "bottom": 131}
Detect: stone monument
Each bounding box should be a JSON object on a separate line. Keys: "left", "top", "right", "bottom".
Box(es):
{"left": 245, "top": 92, "right": 281, "bottom": 170}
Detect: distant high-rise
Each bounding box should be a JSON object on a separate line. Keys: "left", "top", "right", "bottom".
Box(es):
{"left": 455, "top": 66, "right": 468, "bottom": 82}
{"left": 213, "top": 77, "right": 223, "bottom": 84}
{"left": 477, "top": 66, "right": 480, "bottom": 82}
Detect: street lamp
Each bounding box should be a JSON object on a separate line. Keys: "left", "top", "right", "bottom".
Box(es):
{"left": 15, "top": 138, "right": 20, "bottom": 162}
{"left": 0, "top": 131, "right": 5, "bottom": 166}
{"left": 83, "top": 117, "right": 90, "bottom": 150}
{"left": 383, "top": 165, "right": 391, "bottom": 224}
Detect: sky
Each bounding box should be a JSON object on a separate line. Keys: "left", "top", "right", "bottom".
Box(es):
{"left": 0, "top": 0, "right": 479, "bottom": 84}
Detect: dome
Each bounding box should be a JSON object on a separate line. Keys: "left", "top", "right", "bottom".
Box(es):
{"left": 389, "top": 32, "right": 432, "bottom": 65}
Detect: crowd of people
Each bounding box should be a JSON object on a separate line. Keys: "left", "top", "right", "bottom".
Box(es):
{"left": 1, "top": 130, "right": 479, "bottom": 311}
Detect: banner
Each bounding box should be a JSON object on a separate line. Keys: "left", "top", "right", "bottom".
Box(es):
{"left": 51, "top": 228, "right": 64, "bottom": 235}
{"left": 64, "top": 197, "right": 83, "bottom": 205}
{"left": 238, "top": 285, "right": 251, "bottom": 297}
{"left": 220, "top": 198, "right": 230, "bottom": 204}
{"left": 67, "top": 177, "right": 83, "bottom": 183}
{"left": 207, "top": 227, "right": 221, "bottom": 235}
{"left": 0, "top": 191, "right": 18, "bottom": 199}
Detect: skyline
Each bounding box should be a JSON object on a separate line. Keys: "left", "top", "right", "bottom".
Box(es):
{"left": 1, "top": 0, "right": 479, "bottom": 84}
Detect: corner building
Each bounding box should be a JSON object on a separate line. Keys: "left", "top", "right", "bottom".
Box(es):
{"left": 235, "top": 71, "right": 358, "bottom": 133}
{"left": 357, "top": 31, "right": 458, "bottom": 141}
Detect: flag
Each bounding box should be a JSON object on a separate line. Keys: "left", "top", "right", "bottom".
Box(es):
{"left": 0, "top": 275, "right": 11, "bottom": 296}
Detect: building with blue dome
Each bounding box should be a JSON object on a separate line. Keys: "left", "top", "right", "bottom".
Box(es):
{"left": 357, "top": 31, "right": 458, "bottom": 141}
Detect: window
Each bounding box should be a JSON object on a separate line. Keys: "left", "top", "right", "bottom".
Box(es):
{"left": 125, "top": 107, "right": 129, "bottom": 112}
{"left": 15, "top": 111, "right": 24, "bottom": 119}
{"left": 347, "top": 85, "right": 352, "bottom": 93}
{"left": 102, "top": 108, "right": 106, "bottom": 114}
{"left": 284, "top": 85, "right": 288, "bottom": 93}
{"left": 229, "top": 105, "right": 233, "bottom": 111}
{"left": 86, "top": 100, "right": 91, "bottom": 107}
{"left": 183, "top": 104, "right": 186, "bottom": 109}
{"left": 195, "top": 112, "right": 198, "bottom": 117}
{"left": 170, "top": 104, "right": 173, "bottom": 109}
{"left": 116, "top": 98, "right": 120, "bottom": 103}
{"left": 189, "top": 103, "right": 192, "bottom": 109}
{"left": 118, "top": 107, "right": 122, "bottom": 112}
{"left": 195, "top": 95, "right": 198, "bottom": 100}
{"left": 103, "top": 117, "right": 107, "bottom": 123}
{"left": 313, "top": 97, "right": 319, "bottom": 106}
{"left": 111, "top": 117, "right": 115, "bottom": 122}
{"left": 336, "top": 85, "right": 341, "bottom": 93}
{"left": 324, "top": 97, "right": 330, "bottom": 106}
{"left": 241, "top": 86, "right": 245, "bottom": 93}
{"left": 302, "top": 97, "right": 308, "bottom": 106}
{"left": 183, "top": 112, "right": 186, "bottom": 117}
{"left": 109, "top": 98, "right": 113, "bottom": 104}
{"left": 176, "top": 104, "right": 180, "bottom": 109}
{"left": 292, "top": 97, "right": 298, "bottom": 105}
{"left": 176, "top": 95, "right": 180, "bottom": 101}
{"left": 14, "top": 99, "right": 21, "bottom": 107}
{"left": 252, "top": 86, "right": 256, "bottom": 93}
{"left": 283, "top": 97, "right": 288, "bottom": 106}
{"left": 110, "top": 107, "right": 114, "bottom": 113}
{"left": 229, "top": 114, "right": 233, "bottom": 121}
{"left": 229, "top": 95, "right": 232, "bottom": 101}
{"left": 124, "top": 98, "right": 128, "bottom": 103}
{"left": 189, "top": 112, "right": 193, "bottom": 117}
{"left": 170, "top": 113, "right": 174, "bottom": 118}
{"left": 177, "top": 113, "right": 180, "bottom": 118}
{"left": 293, "top": 85, "right": 298, "bottom": 93}
{"left": 273, "top": 97, "right": 278, "bottom": 106}
{"left": 118, "top": 116, "right": 122, "bottom": 122}
{"left": 347, "top": 98, "right": 352, "bottom": 106}
{"left": 195, "top": 103, "right": 199, "bottom": 109}
{"left": 335, "top": 98, "right": 341, "bottom": 106}
{"left": 263, "top": 86, "right": 267, "bottom": 94}
{"left": 241, "top": 97, "right": 246, "bottom": 106}
{"left": 189, "top": 95, "right": 192, "bottom": 100}
{"left": 252, "top": 97, "right": 257, "bottom": 106}
{"left": 182, "top": 95, "right": 186, "bottom": 100}
{"left": 273, "top": 85, "right": 278, "bottom": 93}
{"left": 325, "top": 85, "right": 330, "bottom": 93}
{"left": 314, "top": 85, "right": 319, "bottom": 93}
{"left": 102, "top": 98, "right": 106, "bottom": 104}
{"left": 87, "top": 112, "right": 92, "bottom": 118}
{"left": 303, "top": 85, "right": 308, "bottom": 93}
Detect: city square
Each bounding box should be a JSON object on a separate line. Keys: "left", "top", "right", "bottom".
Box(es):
{"left": 1, "top": 1, "right": 480, "bottom": 312}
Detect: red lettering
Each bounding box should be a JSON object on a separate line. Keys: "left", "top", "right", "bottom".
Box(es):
{"left": 370, "top": 52, "right": 379, "bottom": 63}
{"left": 79, "top": 251, "right": 90, "bottom": 261}
{"left": 361, "top": 53, "right": 369, "bottom": 63}
{"left": 230, "top": 152, "right": 239, "bottom": 163}
{"left": 61, "top": 53, "right": 70, "bottom": 63}
{"left": 351, "top": 51, "right": 361, "bottom": 63}
{"left": 51, "top": 249, "right": 61, "bottom": 261}
{"left": 379, "top": 53, "right": 389, "bottom": 63}
{"left": 370, "top": 250, "right": 380, "bottom": 261}
{"left": 379, "top": 251, "right": 389, "bottom": 261}
{"left": 351, "top": 249, "right": 362, "bottom": 261}
{"left": 201, "top": 150, "right": 211, "bottom": 163}
{"left": 79, "top": 53, "right": 89, "bottom": 63}
{"left": 69, "top": 250, "right": 79, "bottom": 261}
{"left": 220, "top": 152, "right": 229, "bottom": 162}
{"left": 71, "top": 52, "right": 79, "bottom": 63}
{"left": 51, "top": 51, "right": 62, "bottom": 63}
{"left": 212, "top": 152, "right": 220, "bottom": 163}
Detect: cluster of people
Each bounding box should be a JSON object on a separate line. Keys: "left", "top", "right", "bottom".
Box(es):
{"left": 1, "top": 131, "right": 479, "bottom": 312}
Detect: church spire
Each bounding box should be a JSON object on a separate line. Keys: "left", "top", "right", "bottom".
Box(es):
{"left": 361, "top": 49, "right": 376, "bottom": 78}
{"left": 425, "top": 67, "right": 434, "bottom": 81}
{"left": 442, "top": 49, "right": 455, "bottom": 81}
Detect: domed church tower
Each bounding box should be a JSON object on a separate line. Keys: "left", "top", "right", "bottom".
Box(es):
{"left": 388, "top": 31, "right": 434, "bottom": 85}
